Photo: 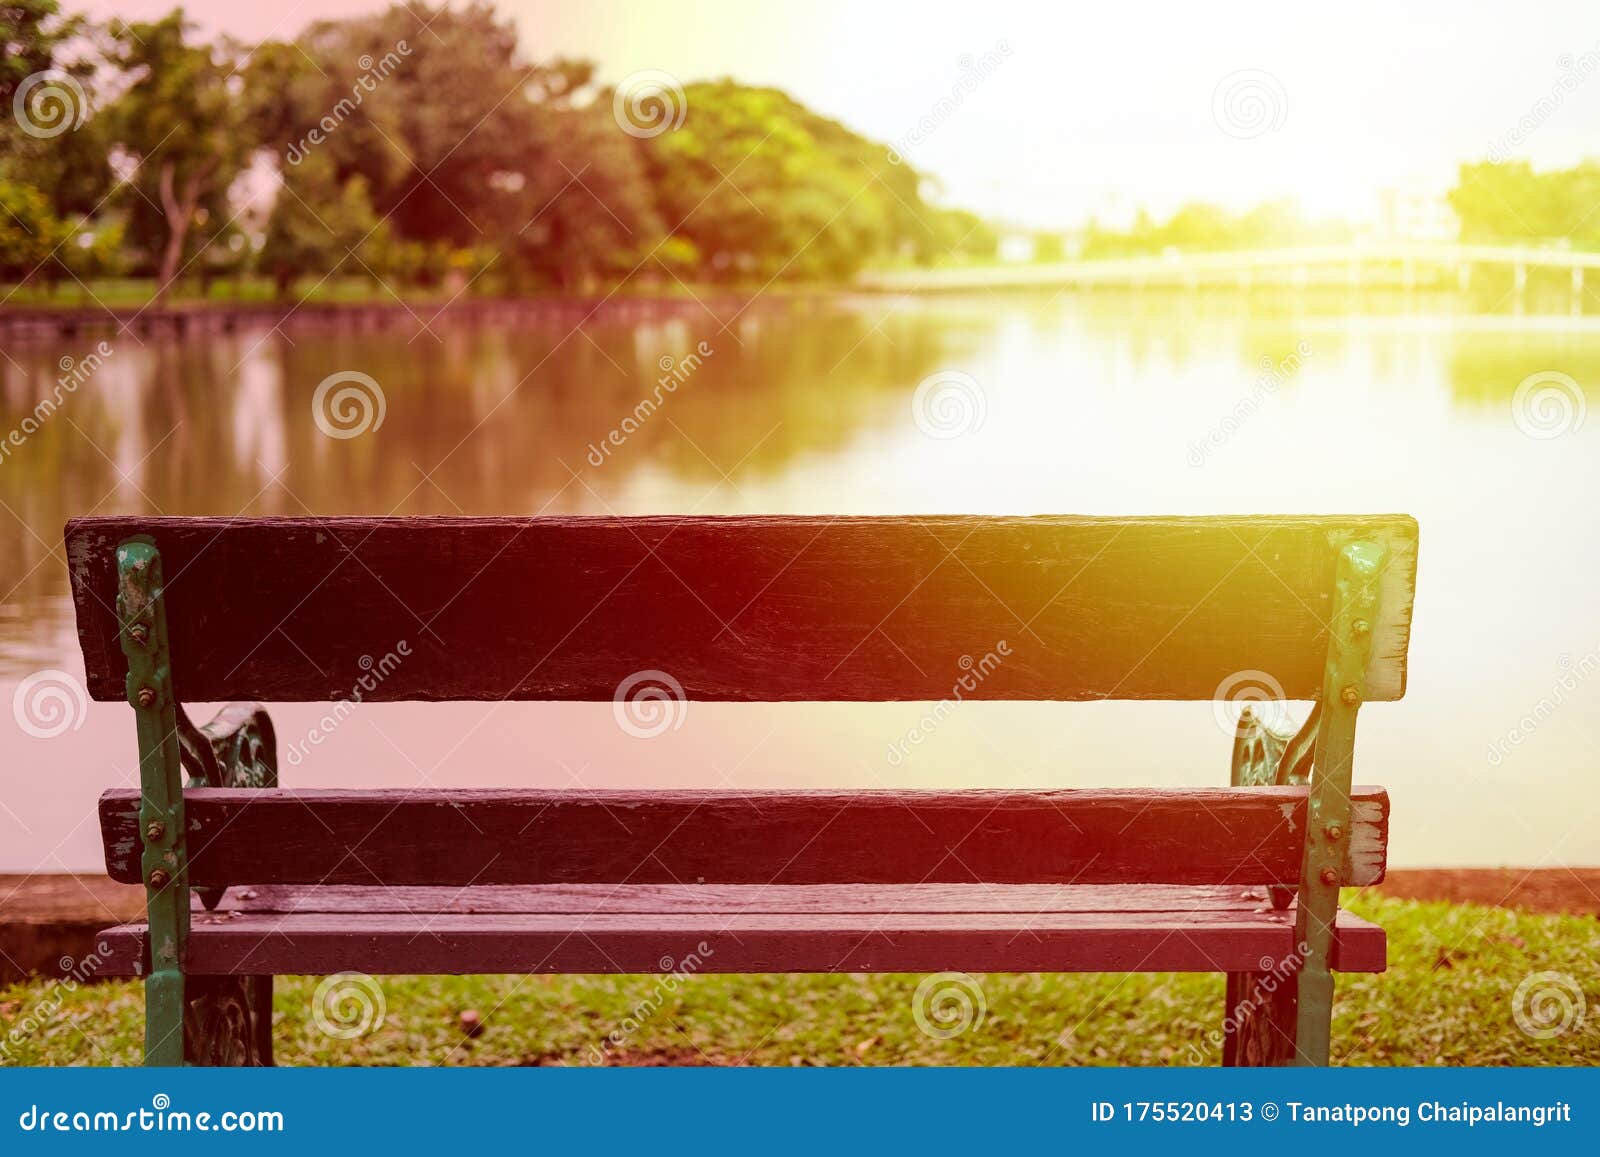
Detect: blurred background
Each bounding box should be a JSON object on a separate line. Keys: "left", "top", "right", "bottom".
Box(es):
{"left": 4, "top": 1, "right": 1599, "bottom": 874}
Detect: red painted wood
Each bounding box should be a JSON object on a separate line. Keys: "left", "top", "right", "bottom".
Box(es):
{"left": 64, "top": 515, "right": 1418, "bottom": 703}
{"left": 98, "top": 786, "right": 1390, "bottom": 888}
{"left": 200, "top": 882, "right": 1289, "bottom": 915}
{"left": 94, "top": 906, "right": 1385, "bottom": 976}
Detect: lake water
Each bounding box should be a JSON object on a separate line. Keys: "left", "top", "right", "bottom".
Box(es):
{"left": 3, "top": 292, "right": 1598, "bottom": 871}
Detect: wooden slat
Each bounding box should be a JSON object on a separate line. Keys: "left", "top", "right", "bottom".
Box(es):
{"left": 197, "top": 882, "right": 1287, "bottom": 915}
{"left": 65, "top": 515, "right": 1418, "bottom": 703}
{"left": 93, "top": 906, "right": 1386, "bottom": 976}
{"left": 99, "top": 786, "right": 1389, "bottom": 889}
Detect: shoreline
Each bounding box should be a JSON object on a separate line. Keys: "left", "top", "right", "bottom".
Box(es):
{"left": 0, "top": 289, "right": 858, "bottom": 342}
{"left": 6, "top": 285, "right": 1598, "bottom": 344}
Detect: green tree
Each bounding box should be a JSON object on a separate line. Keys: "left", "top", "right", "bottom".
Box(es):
{"left": 102, "top": 10, "right": 254, "bottom": 301}
{"left": 1, "top": 1, "right": 111, "bottom": 225}
{"left": 1450, "top": 160, "right": 1600, "bottom": 244}
{"left": 0, "top": 0, "right": 83, "bottom": 108}
{"left": 0, "top": 178, "right": 68, "bottom": 280}
{"left": 639, "top": 80, "right": 925, "bottom": 280}
{"left": 247, "top": 5, "right": 663, "bottom": 290}
{"left": 261, "top": 153, "right": 390, "bottom": 296}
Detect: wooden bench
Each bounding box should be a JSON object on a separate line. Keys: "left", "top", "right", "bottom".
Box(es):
{"left": 65, "top": 514, "right": 1418, "bottom": 1067}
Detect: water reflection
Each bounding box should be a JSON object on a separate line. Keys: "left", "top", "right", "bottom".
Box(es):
{"left": 2, "top": 294, "right": 1598, "bottom": 869}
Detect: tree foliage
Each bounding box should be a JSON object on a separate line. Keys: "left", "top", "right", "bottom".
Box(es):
{"left": 1081, "top": 199, "right": 1349, "bottom": 258}
{"left": 101, "top": 11, "right": 254, "bottom": 297}
{"left": 1450, "top": 160, "right": 1600, "bottom": 245}
{"left": 4, "top": 1, "right": 987, "bottom": 297}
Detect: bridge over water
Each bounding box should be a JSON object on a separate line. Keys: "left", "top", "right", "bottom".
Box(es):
{"left": 859, "top": 243, "right": 1600, "bottom": 295}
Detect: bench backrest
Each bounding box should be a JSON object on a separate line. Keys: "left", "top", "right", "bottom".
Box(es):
{"left": 97, "top": 785, "right": 1392, "bottom": 888}
{"left": 65, "top": 514, "right": 1418, "bottom": 704}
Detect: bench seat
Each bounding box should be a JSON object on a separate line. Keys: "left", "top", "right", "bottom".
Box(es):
{"left": 95, "top": 884, "right": 1386, "bottom": 976}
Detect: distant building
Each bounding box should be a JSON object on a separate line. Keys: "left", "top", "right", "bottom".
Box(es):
{"left": 1374, "top": 183, "right": 1458, "bottom": 244}
{"left": 995, "top": 229, "right": 1082, "bottom": 263}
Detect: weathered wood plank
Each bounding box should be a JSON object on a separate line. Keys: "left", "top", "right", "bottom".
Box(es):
{"left": 65, "top": 515, "right": 1418, "bottom": 703}
{"left": 198, "top": 882, "right": 1289, "bottom": 915}
{"left": 100, "top": 786, "right": 1389, "bottom": 888}
{"left": 94, "top": 907, "right": 1386, "bottom": 976}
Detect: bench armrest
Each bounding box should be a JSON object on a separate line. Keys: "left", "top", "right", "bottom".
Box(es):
{"left": 177, "top": 703, "right": 277, "bottom": 912}
{"left": 178, "top": 703, "right": 278, "bottom": 790}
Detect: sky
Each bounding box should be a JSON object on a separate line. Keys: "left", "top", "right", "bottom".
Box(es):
{"left": 72, "top": 0, "right": 1600, "bottom": 228}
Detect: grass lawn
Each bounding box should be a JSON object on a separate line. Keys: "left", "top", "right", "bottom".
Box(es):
{"left": 3, "top": 895, "right": 1596, "bottom": 1066}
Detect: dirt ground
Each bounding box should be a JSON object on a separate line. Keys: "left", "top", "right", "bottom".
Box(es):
{"left": 1372, "top": 867, "right": 1600, "bottom": 915}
